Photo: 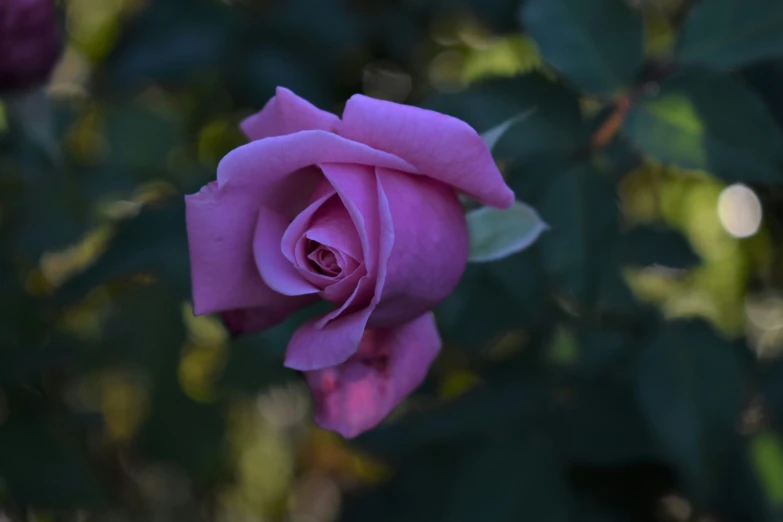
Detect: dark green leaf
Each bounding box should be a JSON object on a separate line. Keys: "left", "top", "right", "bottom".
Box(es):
{"left": 618, "top": 225, "right": 701, "bottom": 269}
{"left": 677, "top": 0, "right": 783, "bottom": 70}
{"left": 424, "top": 74, "right": 583, "bottom": 162}
{"left": 437, "top": 249, "right": 550, "bottom": 348}
{"left": 636, "top": 320, "right": 749, "bottom": 500}
{"left": 446, "top": 435, "right": 568, "bottom": 522}
{"left": 340, "top": 449, "right": 457, "bottom": 522}
{"left": 553, "top": 374, "right": 658, "bottom": 465}
{"left": 355, "top": 371, "right": 550, "bottom": 456}
{"left": 536, "top": 162, "right": 620, "bottom": 308}
{"left": 623, "top": 71, "right": 783, "bottom": 183}
{"left": 520, "top": 0, "right": 644, "bottom": 95}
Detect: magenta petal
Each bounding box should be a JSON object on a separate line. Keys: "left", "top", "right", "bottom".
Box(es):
{"left": 216, "top": 131, "right": 415, "bottom": 218}
{"left": 305, "top": 199, "right": 363, "bottom": 261}
{"left": 369, "top": 168, "right": 468, "bottom": 327}
{"left": 254, "top": 206, "right": 319, "bottom": 296}
{"left": 338, "top": 95, "right": 514, "bottom": 209}
{"left": 319, "top": 163, "right": 381, "bottom": 275}
{"left": 240, "top": 87, "right": 340, "bottom": 141}
{"left": 284, "top": 275, "right": 377, "bottom": 371}
{"left": 282, "top": 190, "right": 338, "bottom": 266}
{"left": 304, "top": 312, "right": 441, "bottom": 438}
{"left": 185, "top": 183, "right": 311, "bottom": 321}
{"left": 284, "top": 168, "right": 395, "bottom": 371}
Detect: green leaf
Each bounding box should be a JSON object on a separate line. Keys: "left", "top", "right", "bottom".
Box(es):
{"left": 536, "top": 162, "right": 620, "bottom": 307}
{"left": 623, "top": 71, "right": 783, "bottom": 184}
{"left": 520, "top": 0, "right": 644, "bottom": 95}
{"left": 636, "top": 320, "right": 748, "bottom": 500}
{"left": 618, "top": 225, "right": 701, "bottom": 269}
{"left": 437, "top": 250, "right": 551, "bottom": 348}
{"left": 424, "top": 74, "right": 583, "bottom": 162}
{"left": 355, "top": 370, "right": 549, "bottom": 456}
{"left": 480, "top": 108, "right": 537, "bottom": 151}
{"left": 677, "top": 0, "right": 783, "bottom": 70}
{"left": 446, "top": 435, "right": 568, "bottom": 522}
{"left": 553, "top": 375, "right": 658, "bottom": 465}
{"left": 467, "top": 201, "right": 548, "bottom": 263}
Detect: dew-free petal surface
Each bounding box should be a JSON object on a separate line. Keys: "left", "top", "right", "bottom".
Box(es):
{"left": 185, "top": 182, "right": 311, "bottom": 318}
{"left": 284, "top": 167, "right": 395, "bottom": 371}
{"left": 216, "top": 130, "right": 415, "bottom": 217}
{"left": 254, "top": 205, "right": 319, "bottom": 296}
{"left": 304, "top": 312, "right": 441, "bottom": 438}
{"left": 369, "top": 168, "right": 469, "bottom": 327}
{"left": 283, "top": 275, "right": 377, "bottom": 371}
{"left": 240, "top": 86, "right": 340, "bottom": 141}
{"left": 338, "top": 95, "right": 514, "bottom": 209}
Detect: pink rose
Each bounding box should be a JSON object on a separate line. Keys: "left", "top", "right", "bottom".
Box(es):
{"left": 185, "top": 87, "right": 514, "bottom": 437}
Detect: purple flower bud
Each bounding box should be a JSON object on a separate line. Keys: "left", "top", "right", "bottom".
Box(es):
{"left": 0, "top": 0, "right": 63, "bottom": 94}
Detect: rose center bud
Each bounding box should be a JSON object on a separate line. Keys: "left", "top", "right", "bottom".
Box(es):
{"left": 307, "top": 241, "right": 343, "bottom": 277}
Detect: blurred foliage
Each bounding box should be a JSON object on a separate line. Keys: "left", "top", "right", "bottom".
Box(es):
{"left": 2, "top": 0, "right": 783, "bottom": 521}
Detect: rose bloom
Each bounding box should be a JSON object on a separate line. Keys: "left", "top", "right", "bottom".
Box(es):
{"left": 186, "top": 88, "right": 513, "bottom": 437}
{"left": 0, "top": 0, "right": 62, "bottom": 94}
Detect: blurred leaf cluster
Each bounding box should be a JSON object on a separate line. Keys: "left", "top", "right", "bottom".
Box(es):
{"left": 3, "top": 0, "right": 783, "bottom": 521}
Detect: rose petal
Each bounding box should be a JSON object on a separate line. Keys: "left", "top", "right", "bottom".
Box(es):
{"left": 284, "top": 169, "right": 395, "bottom": 371}
{"left": 216, "top": 130, "right": 416, "bottom": 218}
{"left": 313, "top": 163, "right": 393, "bottom": 325}
{"left": 304, "top": 312, "right": 441, "bottom": 438}
{"left": 369, "top": 167, "right": 468, "bottom": 327}
{"left": 308, "top": 246, "right": 341, "bottom": 276}
{"left": 305, "top": 199, "right": 363, "bottom": 261}
{"left": 283, "top": 276, "right": 377, "bottom": 371}
{"left": 240, "top": 86, "right": 340, "bottom": 141}
{"left": 185, "top": 182, "right": 312, "bottom": 318}
{"left": 254, "top": 206, "right": 320, "bottom": 296}
{"left": 319, "top": 163, "right": 380, "bottom": 276}
{"left": 281, "top": 189, "right": 337, "bottom": 266}
{"left": 338, "top": 95, "right": 514, "bottom": 209}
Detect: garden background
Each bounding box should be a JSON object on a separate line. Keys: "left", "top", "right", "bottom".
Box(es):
{"left": 3, "top": 0, "right": 783, "bottom": 520}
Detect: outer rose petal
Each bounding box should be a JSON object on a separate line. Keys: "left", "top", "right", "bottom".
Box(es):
{"left": 185, "top": 182, "right": 312, "bottom": 320}
{"left": 338, "top": 95, "right": 515, "bottom": 209}
{"left": 369, "top": 168, "right": 468, "bottom": 327}
{"left": 304, "top": 312, "right": 441, "bottom": 438}
{"left": 217, "top": 130, "right": 415, "bottom": 217}
{"left": 240, "top": 86, "right": 339, "bottom": 141}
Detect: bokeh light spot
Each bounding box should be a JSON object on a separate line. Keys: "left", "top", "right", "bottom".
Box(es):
{"left": 718, "top": 184, "right": 762, "bottom": 238}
